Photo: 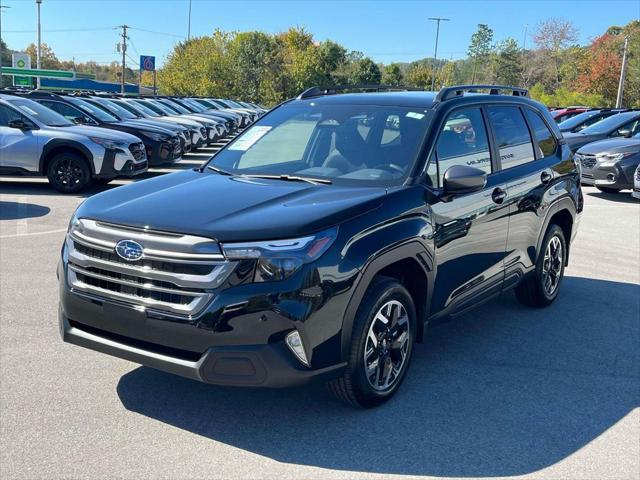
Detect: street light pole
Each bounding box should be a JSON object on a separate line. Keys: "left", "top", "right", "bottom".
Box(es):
{"left": 428, "top": 17, "right": 449, "bottom": 91}
{"left": 616, "top": 37, "right": 629, "bottom": 108}
{"left": 36, "top": 0, "right": 42, "bottom": 88}
{"left": 187, "top": 0, "right": 192, "bottom": 41}
{"left": 0, "top": 1, "right": 10, "bottom": 79}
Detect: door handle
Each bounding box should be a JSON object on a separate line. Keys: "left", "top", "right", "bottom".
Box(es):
{"left": 541, "top": 170, "right": 552, "bottom": 185}
{"left": 492, "top": 187, "right": 507, "bottom": 204}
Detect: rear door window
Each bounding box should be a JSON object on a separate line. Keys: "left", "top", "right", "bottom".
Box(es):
{"left": 524, "top": 109, "right": 557, "bottom": 157}
{"left": 488, "top": 106, "right": 535, "bottom": 169}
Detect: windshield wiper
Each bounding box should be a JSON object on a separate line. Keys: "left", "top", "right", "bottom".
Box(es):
{"left": 207, "top": 165, "right": 233, "bottom": 176}
{"left": 242, "top": 174, "right": 332, "bottom": 185}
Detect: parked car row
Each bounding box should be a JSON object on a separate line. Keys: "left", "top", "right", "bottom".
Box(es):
{"left": 0, "top": 89, "right": 266, "bottom": 192}
{"left": 553, "top": 107, "right": 640, "bottom": 196}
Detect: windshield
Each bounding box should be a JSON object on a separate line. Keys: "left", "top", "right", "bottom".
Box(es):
{"left": 68, "top": 97, "right": 119, "bottom": 123}
{"left": 160, "top": 99, "right": 190, "bottom": 114}
{"left": 195, "top": 99, "right": 218, "bottom": 109}
{"left": 146, "top": 100, "right": 177, "bottom": 116}
{"left": 8, "top": 97, "right": 73, "bottom": 127}
{"left": 121, "top": 100, "right": 160, "bottom": 117}
{"left": 88, "top": 98, "right": 137, "bottom": 120}
{"left": 135, "top": 100, "right": 166, "bottom": 115}
{"left": 209, "top": 103, "right": 431, "bottom": 186}
{"left": 580, "top": 112, "right": 639, "bottom": 135}
{"left": 183, "top": 99, "right": 206, "bottom": 112}
{"left": 111, "top": 99, "right": 145, "bottom": 117}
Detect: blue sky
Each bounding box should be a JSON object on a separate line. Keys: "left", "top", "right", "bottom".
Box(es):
{"left": 2, "top": 0, "right": 638, "bottom": 68}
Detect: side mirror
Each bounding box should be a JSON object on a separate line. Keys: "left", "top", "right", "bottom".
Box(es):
{"left": 7, "top": 119, "right": 34, "bottom": 130}
{"left": 442, "top": 165, "right": 487, "bottom": 196}
{"left": 617, "top": 128, "right": 632, "bottom": 138}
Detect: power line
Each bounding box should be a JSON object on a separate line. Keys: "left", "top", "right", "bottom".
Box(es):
{"left": 128, "top": 26, "right": 183, "bottom": 38}
{"left": 5, "top": 27, "right": 116, "bottom": 33}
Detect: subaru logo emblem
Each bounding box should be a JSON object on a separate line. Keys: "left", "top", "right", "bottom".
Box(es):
{"left": 115, "top": 239, "right": 144, "bottom": 262}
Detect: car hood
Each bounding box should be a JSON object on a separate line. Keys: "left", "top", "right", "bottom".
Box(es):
{"left": 576, "top": 137, "right": 640, "bottom": 154}
{"left": 75, "top": 169, "right": 387, "bottom": 242}
{"left": 59, "top": 125, "right": 141, "bottom": 143}
{"left": 563, "top": 132, "right": 605, "bottom": 149}
{"left": 116, "top": 120, "right": 176, "bottom": 134}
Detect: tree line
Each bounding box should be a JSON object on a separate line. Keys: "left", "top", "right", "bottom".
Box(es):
{"left": 2, "top": 18, "right": 638, "bottom": 108}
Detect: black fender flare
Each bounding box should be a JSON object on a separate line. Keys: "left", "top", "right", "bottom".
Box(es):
{"left": 339, "top": 241, "right": 434, "bottom": 361}
{"left": 39, "top": 139, "right": 95, "bottom": 176}
{"left": 535, "top": 196, "right": 578, "bottom": 264}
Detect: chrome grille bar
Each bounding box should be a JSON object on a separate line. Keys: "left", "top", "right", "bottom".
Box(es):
{"left": 66, "top": 219, "right": 235, "bottom": 316}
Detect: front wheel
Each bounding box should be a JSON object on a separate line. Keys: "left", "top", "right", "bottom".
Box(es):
{"left": 327, "top": 277, "right": 416, "bottom": 408}
{"left": 516, "top": 224, "right": 566, "bottom": 307}
{"left": 46, "top": 152, "right": 91, "bottom": 193}
{"left": 596, "top": 186, "right": 622, "bottom": 194}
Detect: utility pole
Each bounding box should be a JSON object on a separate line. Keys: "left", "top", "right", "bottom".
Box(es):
{"left": 119, "top": 24, "right": 128, "bottom": 94}
{"left": 0, "top": 1, "right": 10, "bottom": 79}
{"left": 428, "top": 17, "right": 449, "bottom": 91}
{"left": 36, "top": 0, "right": 42, "bottom": 88}
{"left": 616, "top": 37, "right": 629, "bottom": 108}
{"left": 187, "top": 0, "right": 192, "bottom": 41}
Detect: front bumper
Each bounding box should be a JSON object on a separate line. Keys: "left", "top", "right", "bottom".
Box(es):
{"left": 580, "top": 161, "right": 635, "bottom": 189}
{"left": 59, "top": 307, "right": 345, "bottom": 387}
{"left": 146, "top": 138, "right": 182, "bottom": 166}
{"left": 96, "top": 144, "right": 148, "bottom": 179}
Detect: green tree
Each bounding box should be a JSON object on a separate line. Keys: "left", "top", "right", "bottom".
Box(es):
{"left": 382, "top": 63, "right": 403, "bottom": 85}
{"left": 533, "top": 18, "right": 578, "bottom": 88}
{"left": 24, "top": 42, "right": 60, "bottom": 69}
{"left": 349, "top": 57, "right": 381, "bottom": 85}
{"left": 405, "top": 63, "right": 432, "bottom": 88}
{"left": 468, "top": 24, "right": 493, "bottom": 83}
{"left": 492, "top": 38, "right": 523, "bottom": 86}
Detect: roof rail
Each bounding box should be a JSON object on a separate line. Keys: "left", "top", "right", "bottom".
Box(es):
{"left": 297, "top": 84, "right": 423, "bottom": 100}
{"left": 435, "top": 84, "right": 529, "bottom": 102}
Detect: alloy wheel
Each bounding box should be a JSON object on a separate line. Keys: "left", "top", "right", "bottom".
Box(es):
{"left": 55, "top": 158, "right": 85, "bottom": 188}
{"left": 542, "top": 235, "right": 563, "bottom": 296}
{"left": 363, "top": 300, "right": 411, "bottom": 391}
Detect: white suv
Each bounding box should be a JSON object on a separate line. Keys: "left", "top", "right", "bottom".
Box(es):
{"left": 0, "top": 94, "right": 147, "bottom": 193}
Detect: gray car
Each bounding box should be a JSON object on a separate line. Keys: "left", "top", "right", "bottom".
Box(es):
{"left": 575, "top": 131, "right": 640, "bottom": 193}
{"left": 564, "top": 111, "right": 640, "bottom": 152}
{"left": 0, "top": 94, "right": 147, "bottom": 193}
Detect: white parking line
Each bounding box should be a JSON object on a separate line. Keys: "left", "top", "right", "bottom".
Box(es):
{"left": 0, "top": 228, "right": 67, "bottom": 239}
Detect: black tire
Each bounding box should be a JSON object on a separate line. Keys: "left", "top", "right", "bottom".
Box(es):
{"left": 327, "top": 276, "right": 416, "bottom": 408}
{"left": 46, "top": 152, "right": 91, "bottom": 193}
{"left": 596, "top": 186, "right": 622, "bottom": 194}
{"left": 516, "top": 224, "right": 567, "bottom": 308}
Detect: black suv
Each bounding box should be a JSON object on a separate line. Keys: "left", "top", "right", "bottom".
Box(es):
{"left": 58, "top": 85, "right": 583, "bottom": 407}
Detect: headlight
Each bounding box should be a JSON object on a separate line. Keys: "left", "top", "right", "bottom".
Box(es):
{"left": 221, "top": 227, "right": 337, "bottom": 282}
{"left": 598, "top": 152, "right": 632, "bottom": 167}
{"left": 68, "top": 212, "right": 80, "bottom": 232}
{"left": 89, "top": 136, "right": 128, "bottom": 150}
{"left": 143, "top": 131, "right": 170, "bottom": 142}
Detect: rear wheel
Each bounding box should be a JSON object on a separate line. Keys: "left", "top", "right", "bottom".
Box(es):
{"left": 46, "top": 152, "right": 91, "bottom": 193}
{"left": 516, "top": 224, "right": 566, "bottom": 307}
{"left": 596, "top": 186, "right": 622, "bottom": 194}
{"left": 327, "top": 277, "right": 416, "bottom": 408}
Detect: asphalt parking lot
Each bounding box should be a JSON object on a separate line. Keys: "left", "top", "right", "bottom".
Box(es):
{"left": 1, "top": 151, "right": 639, "bottom": 479}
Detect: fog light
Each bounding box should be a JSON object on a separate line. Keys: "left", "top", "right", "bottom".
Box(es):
{"left": 285, "top": 330, "right": 309, "bottom": 367}
{"left": 607, "top": 173, "right": 616, "bottom": 182}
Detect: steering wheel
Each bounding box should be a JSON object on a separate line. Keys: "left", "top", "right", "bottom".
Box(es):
{"left": 371, "top": 163, "right": 405, "bottom": 174}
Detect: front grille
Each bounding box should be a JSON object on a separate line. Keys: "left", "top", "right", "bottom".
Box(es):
{"left": 129, "top": 142, "right": 146, "bottom": 161}
{"left": 635, "top": 169, "right": 640, "bottom": 181}
{"left": 66, "top": 219, "right": 236, "bottom": 316}
{"left": 579, "top": 154, "right": 597, "bottom": 169}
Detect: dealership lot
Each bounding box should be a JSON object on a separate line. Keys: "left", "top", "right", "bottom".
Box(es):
{"left": 0, "top": 146, "right": 638, "bottom": 479}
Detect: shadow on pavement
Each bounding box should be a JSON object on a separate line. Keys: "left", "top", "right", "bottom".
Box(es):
{"left": 117, "top": 276, "right": 639, "bottom": 477}
{"left": 0, "top": 201, "right": 51, "bottom": 220}
{"left": 585, "top": 190, "right": 639, "bottom": 204}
